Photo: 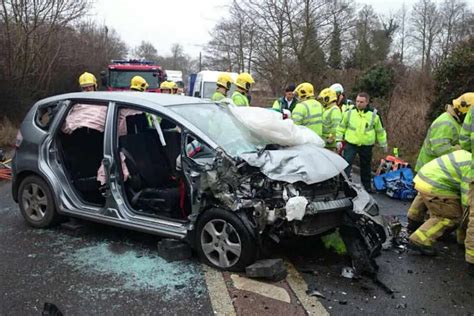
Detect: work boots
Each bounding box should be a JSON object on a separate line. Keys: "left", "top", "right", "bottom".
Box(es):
{"left": 468, "top": 263, "right": 474, "bottom": 277}
{"left": 407, "top": 240, "right": 437, "bottom": 256}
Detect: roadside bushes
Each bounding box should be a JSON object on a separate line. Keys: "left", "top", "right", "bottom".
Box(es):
{"left": 430, "top": 38, "right": 474, "bottom": 120}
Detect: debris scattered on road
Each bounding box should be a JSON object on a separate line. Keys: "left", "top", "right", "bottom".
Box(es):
{"left": 157, "top": 238, "right": 192, "bottom": 262}
{"left": 245, "top": 258, "right": 288, "bottom": 282}
{"left": 42, "top": 302, "right": 63, "bottom": 316}
{"left": 60, "top": 218, "right": 84, "bottom": 231}
{"left": 306, "top": 288, "right": 326, "bottom": 299}
{"left": 371, "top": 276, "right": 394, "bottom": 295}
{"left": 341, "top": 266, "right": 355, "bottom": 279}
{"left": 396, "top": 303, "right": 408, "bottom": 309}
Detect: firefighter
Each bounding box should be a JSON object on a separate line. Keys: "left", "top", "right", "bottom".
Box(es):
{"left": 211, "top": 73, "right": 234, "bottom": 101}
{"left": 291, "top": 82, "right": 323, "bottom": 137}
{"left": 330, "top": 83, "right": 353, "bottom": 112}
{"left": 457, "top": 93, "right": 474, "bottom": 151}
{"left": 457, "top": 92, "right": 474, "bottom": 275}
{"left": 319, "top": 87, "right": 342, "bottom": 150}
{"left": 336, "top": 92, "right": 387, "bottom": 192}
{"left": 408, "top": 93, "right": 473, "bottom": 233}
{"left": 171, "top": 81, "right": 179, "bottom": 94}
{"left": 130, "top": 76, "right": 149, "bottom": 92}
{"left": 160, "top": 81, "right": 173, "bottom": 94}
{"left": 467, "top": 191, "right": 474, "bottom": 275}
{"left": 408, "top": 150, "right": 470, "bottom": 256}
{"left": 78, "top": 72, "right": 97, "bottom": 92}
{"left": 232, "top": 72, "right": 254, "bottom": 106}
{"left": 272, "top": 84, "right": 298, "bottom": 113}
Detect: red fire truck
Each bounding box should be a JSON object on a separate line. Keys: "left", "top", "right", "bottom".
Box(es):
{"left": 100, "top": 60, "right": 166, "bottom": 92}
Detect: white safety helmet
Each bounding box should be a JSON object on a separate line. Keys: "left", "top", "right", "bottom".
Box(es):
{"left": 330, "top": 83, "right": 344, "bottom": 95}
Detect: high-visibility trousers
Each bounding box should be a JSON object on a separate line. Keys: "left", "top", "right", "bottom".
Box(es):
{"left": 409, "top": 193, "right": 462, "bottom": 247}
{"left": 466, "top": 183, "right": 474, "bottom": 264}
{"left": 407, "top": 193, "right": 428, "bottom": 222}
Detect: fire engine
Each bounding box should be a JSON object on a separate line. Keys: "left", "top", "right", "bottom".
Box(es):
{"left": 100, "top": 60, "right": 166, "bottom": 92}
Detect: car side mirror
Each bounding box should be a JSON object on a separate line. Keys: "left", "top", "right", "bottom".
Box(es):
{"left": 100, "top": 71, "right": 107, "bottom": 87}
{"left": 194, "top": 91, "right": 200, "bottom": 98}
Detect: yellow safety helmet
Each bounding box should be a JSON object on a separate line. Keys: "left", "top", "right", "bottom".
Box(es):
{"left": 130, "top": 76, "right": 149, "bottom": 92}
{"left": 160, "top": 80, "right": 174, "bottom": 91}
{"left": 294, "top": 82, "right": 314, "bottom": 100}
{"left": 235, "top": 72, "right": 255, "bottom": 91}
{"left": 217, "top": 73, "right": 234, "bottom": 90}
{"left": 453, "top": 92, "right": 474, "bottom": 114}
{"left": 318, "top": 88, "right": 338, "bottom": 106}
{"left": 78, "top": 72, "right": 97, "bottom": 89}
{"left": 170, "top": 81, "right": 178, "bottom": 93}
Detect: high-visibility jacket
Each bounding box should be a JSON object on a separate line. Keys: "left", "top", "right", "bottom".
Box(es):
{"left": 291, "top": 98, "right": 323, "bottom": 136}
{"left": 272, "top": 97, "right": 298, "bottom": 112}
{"left": 414, "top": 150, "right": 471, "bottom": 207}
{"left": 341, "top": 103, "right": 354, "bottom": 112}
{"left": 336, "top": 106, "right": 387, "bottom": 147}
{"left": 415, "top": 112, "right": 461, "bottom": 172}
{"left": 460, "top": 106, "right": 474, "bottom": 151}
{"left": 460, "top": 107, "right": 474, "bottom": 180}
{"left": 211, "top": 91, "right": 226, "bottom": 102}
{"left": 339, "top": 97, "right": 354, "bottom": 112}
{"left": 232, "top": 91, "right": 249, "bottom": 106}
{"left": 322, "top": 103, "right": 342, "bottom": 148}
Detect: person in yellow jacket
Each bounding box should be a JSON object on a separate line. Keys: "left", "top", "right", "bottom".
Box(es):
{"left": 232, "top": 72, "right": 254, "bottom": 106}
{"left": 130, "top": 76, "right": 149, "bottom": 92}
{"left": 408, "top": 93, "right": 473, "bottom": 234}
{"left": 78, "top": 72, "right": 97, "bottom": 92}
{"left": 336, "top": 92, "right": 387, "bottom": 192}
{"left": 291, "top": 83, "right": 323, "bottom": 137}
{"left": 457, "top": 93, "right": 474, "bottom": 151}
{"left": 330, "top": 83, "right": 353, "bottom": 112}
{"left": 457, "top": 92, "right": 474, "bottom": 276}
{"left": 408, "top": 150, "right": 470, "bottom": 257}
{"left": 160, "top": 81, "right": 174, "bottom": 94}
{"left": 272, "top": 84, "right": 298, "bottom": 113}
{"left": 319, "top": 87, "right": 342, "bottom": 150}
{"left": 211, "top": 73, "right": 234, "bottom": 102}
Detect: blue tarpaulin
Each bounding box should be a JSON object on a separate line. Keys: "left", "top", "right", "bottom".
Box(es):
{"left": 373, "top": 168, "right": 416, "bottom": 201}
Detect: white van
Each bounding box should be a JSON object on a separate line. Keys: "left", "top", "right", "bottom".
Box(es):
{"left": 192, "top": 70, "right": 238, "bottom": 99}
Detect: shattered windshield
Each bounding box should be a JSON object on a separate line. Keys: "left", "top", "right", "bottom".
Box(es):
{"left": 170, "top": 104, "right": 269, "bottom": 156}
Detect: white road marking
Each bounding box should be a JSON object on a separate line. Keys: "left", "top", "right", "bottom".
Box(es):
{"left": 202, "top": 265, "right": 236, "bottom": 315}
{"left": 286, "top": 262, "right": 329, "bottom": 316}
{"left": 230, "top": 274, "right": 291, "bottom": 303}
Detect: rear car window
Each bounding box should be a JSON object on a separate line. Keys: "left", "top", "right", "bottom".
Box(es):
{"left": 35, "top": 102, "right": 61, "bottom": 130}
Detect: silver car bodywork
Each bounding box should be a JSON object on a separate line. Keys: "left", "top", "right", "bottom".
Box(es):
{"left": 12, "top": 92, "right": 388, "bottom": 272}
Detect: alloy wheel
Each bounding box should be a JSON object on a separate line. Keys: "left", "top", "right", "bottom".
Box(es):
{"left": 22, "top": 183, "right": 48, "bottom": 222}
{"left": 200, "top": 219, "right": 242, "bottom": 268}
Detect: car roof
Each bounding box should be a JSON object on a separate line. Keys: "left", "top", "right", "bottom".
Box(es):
{"left": 35, "top": 91, "right": 214, "bottom": 110}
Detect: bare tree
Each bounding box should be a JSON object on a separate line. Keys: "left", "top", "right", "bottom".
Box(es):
{"left": 134, "top": 41, "right": 159, "bottom": 62}
{"left": 439, "top": 0, "right": 471, "bottom": 59}
{"left": 410, "top": 0, "right": 442, "bottom": 72}
{"left": 1, "top": 0, "right": 90, "bottom": 91}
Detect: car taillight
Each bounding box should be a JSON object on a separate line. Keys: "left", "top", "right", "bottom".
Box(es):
{"left": 15, "top": 130, "right": 23, "bottom": 149}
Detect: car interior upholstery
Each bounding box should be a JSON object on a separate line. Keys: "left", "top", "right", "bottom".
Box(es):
{"left": 118, "top": 112, "right": 185, "bottom": 219}
{"left": 57, "top": 127, "right": 105, "bottom": 205}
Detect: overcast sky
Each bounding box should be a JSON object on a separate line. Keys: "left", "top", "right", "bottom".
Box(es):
{"left": 92, "top": 0, "right": 422, "bottom": 58}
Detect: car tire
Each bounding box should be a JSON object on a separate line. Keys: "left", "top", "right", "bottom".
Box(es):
{"left": 196, "top": 208, "right": 258, "bottom": 271}
{"left": 18, "top": 175, "right": 61, "bottom": 228}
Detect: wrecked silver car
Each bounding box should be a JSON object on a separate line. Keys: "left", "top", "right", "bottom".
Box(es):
{"left": 12, "top": 92, "right": 388, "bottom": 272}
